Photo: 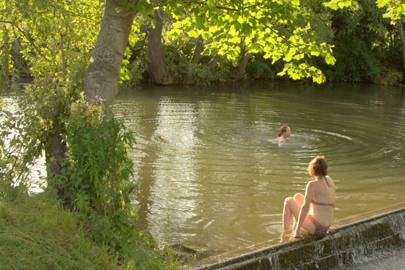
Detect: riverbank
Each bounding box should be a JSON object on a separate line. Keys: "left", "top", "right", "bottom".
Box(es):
{"left": 124, "top": 76, "right": 405, "bottom": 90}
{"left": 0, "top": 186, "right": 176, "bottom": 270}
{"left": 4, "top": 73, "right": 404, "bottom": 95}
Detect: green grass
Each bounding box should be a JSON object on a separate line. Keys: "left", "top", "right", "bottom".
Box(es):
{"left": 0, "top": 188, "right": 176, "bottom": 270}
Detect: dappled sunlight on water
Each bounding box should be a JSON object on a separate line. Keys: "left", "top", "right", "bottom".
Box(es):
{"left": 148, "top": 98, "right": 200, "bottom": 242}
{"left": 0, "top": 96, "right": 47, "bottom": 193}
{"left": 113, "top": 83, "right": 405, "bottom": 252}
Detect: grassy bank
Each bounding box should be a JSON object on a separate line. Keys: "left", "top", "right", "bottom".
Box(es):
{"left": 0, "top": 187, "right": 175, "bottom": 270}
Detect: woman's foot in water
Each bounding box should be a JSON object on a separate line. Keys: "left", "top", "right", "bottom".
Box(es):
{"left": 280, "top": 230, "right": 292, "bottom": 243}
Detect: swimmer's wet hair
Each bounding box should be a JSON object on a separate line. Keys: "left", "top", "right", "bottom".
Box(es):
{"left": 307, "top": 156, "right": 328, "bottom": 176}
{"left": 278, "top": 124, "right": 290, "bottom": 137}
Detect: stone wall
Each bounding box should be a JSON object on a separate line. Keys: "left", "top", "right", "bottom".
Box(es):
{"left": 193, "top": 208, "right": 405, "bottom": 270}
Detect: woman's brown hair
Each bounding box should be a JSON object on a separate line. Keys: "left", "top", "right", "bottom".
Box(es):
{"left": 307, "top": 156, "right": 328, "bottom": 176}
{"left": 278, "top": 125, "right": 290, "bottom": 137}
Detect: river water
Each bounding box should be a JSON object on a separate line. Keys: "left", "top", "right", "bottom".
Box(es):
{"left": 111, "top": 82, "right": 405, "bottom": 253}
{"left": 2, "top": 82, "right": 405, "bottom": 255}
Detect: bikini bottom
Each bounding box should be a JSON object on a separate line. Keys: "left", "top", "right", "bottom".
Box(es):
{"left": 308, "top": 215, "right": 330, "bottom": 234}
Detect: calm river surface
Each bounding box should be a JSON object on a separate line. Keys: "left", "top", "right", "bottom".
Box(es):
{"left": 3, "top": 82, "right": 405, "bottom": 254}
{"left": 111, "top": 82, "right": 405, "bottom": 253}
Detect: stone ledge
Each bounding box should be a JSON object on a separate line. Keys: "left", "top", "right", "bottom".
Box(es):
{"left": 192, "top": 207, "right": 405, "bottom": 270}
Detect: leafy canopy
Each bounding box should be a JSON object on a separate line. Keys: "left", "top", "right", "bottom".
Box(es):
{"left": 376, "top": 0, "right": 405, "bottom": 22}
{"left": 160, "top": 0, "right": 356, "bottom": 83}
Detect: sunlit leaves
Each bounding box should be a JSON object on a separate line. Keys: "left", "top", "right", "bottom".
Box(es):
{"left": 2, "top": 0, "right": 365, "bottom": 89}
{"left": 325, "top": 52, "right": 336, "bottom": 65}
{"left": 1, "top": 0, "right": 104, "bottom": 83}
{"left": 376, "top": 0, "right": 405, "bottom": 23}
{"left": 207, "top": 0, "right": 217, "bottom": 8}
{"left": 324, "top": 0, "right": 355, "bottom": 10}
{"left": 0, "top": 0, "right": 106, "bottom": 190}
{"left": 161, "top": 0, "right": 349, "bottom": 83}
{"left": 278, "top": 62, "right": 326, "bottom": 83}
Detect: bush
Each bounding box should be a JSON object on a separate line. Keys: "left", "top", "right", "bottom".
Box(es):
{"left": 55, "top": 97, "right": 177, "bottom": 270}
{"left": 246, "top": 56, "right": 276, "bottom": 80}
{"left": 1, "top": 92, "right": 177, "bottom": 269}
{"left": 56, "top": 97, "right": 136, "bottom": 254}
{"left": 374, "top": 68, "right": 403, "bottom": 85}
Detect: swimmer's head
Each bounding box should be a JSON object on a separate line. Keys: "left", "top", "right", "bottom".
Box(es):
{"left": 307, "top": 156, "right": 328, "bottom": 177}
{"left": 278, "top": 125, "right": 291, "bottom": 138}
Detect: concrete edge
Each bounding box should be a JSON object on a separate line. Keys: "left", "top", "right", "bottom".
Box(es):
{"left": 192, "top": 206, "right": 405, "bottom": 270}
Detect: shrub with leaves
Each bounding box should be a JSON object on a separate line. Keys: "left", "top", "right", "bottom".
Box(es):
{"left": 56, "top": 96, "right": 137, "bottom": 254}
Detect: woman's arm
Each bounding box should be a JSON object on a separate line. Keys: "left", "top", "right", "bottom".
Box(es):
{"left": 294, "top": 182, "right": 314, "bottom": 237}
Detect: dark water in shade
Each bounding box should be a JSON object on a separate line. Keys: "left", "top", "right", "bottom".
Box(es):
{"left": 111, "top": 82, "right": 405, "bottom": 253}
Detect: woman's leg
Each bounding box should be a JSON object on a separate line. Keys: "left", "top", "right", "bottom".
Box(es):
{"left": 281, "top": 195, "right": 301, "bottom": 240}
{"left": 281, "top": 193, "right": 314, "bottom": 241}
{"left": 282, "top": 194, "right": 304, "bottom": 230}
{"left": 293, "top": 193, "right": 304, "bottom": 207}
{"left": 292, "top": 193, "right": 304, "bottom": 229}
{"left": 293, "top": 193, "right": 315, "bottom": 234}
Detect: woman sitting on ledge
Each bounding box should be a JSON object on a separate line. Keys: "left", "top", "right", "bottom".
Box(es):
{"left": 281, "top": 156, "right": 336, "bottom": 241}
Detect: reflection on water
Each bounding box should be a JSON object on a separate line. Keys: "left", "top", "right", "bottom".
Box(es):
{"left": 113, "top": 83, "right": 405, "bottom": 252}
{"left": 149, "top": 98, "right": 199, "bottom": 242}
{"left": 0, "top": 97, "right": 46, "bottom": 193}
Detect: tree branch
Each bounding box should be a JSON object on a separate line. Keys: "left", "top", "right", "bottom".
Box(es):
{"left": 0, "top": 20, "right": 50, "bottom": 61}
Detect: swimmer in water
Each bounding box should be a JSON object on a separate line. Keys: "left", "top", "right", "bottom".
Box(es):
{"left": 269, "top": 125, "right": 291, "bottom": 145}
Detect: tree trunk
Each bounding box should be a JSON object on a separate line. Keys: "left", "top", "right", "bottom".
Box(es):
{"left": 397, "top": 19, "right": 405, "bottom": 72}
{"left": 1, "top": 25, "right": 10, "bottom": 90}
{"left": 237, "top": 52, "right": 250, "bottom": 80}
{"left": 83, "top": 0, "right": 135, "bottom": 104}
{"left": 146, "top": 8, "right": 173, "bottom": 85}
{"left": 192, "top": 37, "right": 204, "bottom": 64}
{"left": 207, "top": 55, "right": 221, "bottom": 70}
{"left": 50, "top": 0, "right": 134, "bottom": 201}
{"left": 186, "top": 37, "right": 204, "bottom": 84}
{"left": 12, "top": 39, "right": 30, "bottom": 80}
{"left": 45, "top": 126, "right": 67, "bottom": 200}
